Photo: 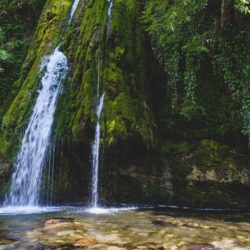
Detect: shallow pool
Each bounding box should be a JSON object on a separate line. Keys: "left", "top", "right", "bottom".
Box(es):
{"left": 0, "top": 206, "right": 249, "bottom": 249}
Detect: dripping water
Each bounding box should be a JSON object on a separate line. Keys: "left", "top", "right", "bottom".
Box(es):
{"left": 91, "top": 94, "right": 105, "bottom": 208}
{"left": 91, "top": 0, "right": 113, "bottom": 208}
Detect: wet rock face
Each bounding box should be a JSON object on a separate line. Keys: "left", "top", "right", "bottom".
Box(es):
{"left": 103, "top": 158, "right": 174, "bottom": 205}
{"left": 39, "top": 136, "right": 92, "bottom": 204}
{"left": 0, "top": 163, "right": 11, "bottom": 176}
{"left": 99, "top": 139, "right": 250, "bottom": 208}
{"left": 169, "top": 140, "right": 250, "bottom": 208}
{"left": 0, "top": 162, "right": 11, "bottom": 201}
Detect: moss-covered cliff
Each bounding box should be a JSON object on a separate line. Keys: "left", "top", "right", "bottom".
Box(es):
{"left": 0, "top": 0, "right": 249, "bottom": 208}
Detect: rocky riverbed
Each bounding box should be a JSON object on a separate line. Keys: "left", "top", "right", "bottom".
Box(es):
{"left": 0, "top": 207, "right": 249, "bottom": 249}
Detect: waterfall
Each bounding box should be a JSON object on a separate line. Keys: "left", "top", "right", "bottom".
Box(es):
{"left": 90, "top": 0, "right": 113, "bottom": 208}
{"left": 5, "top": 0, "right": 80, "bottom": 207}
{"left": 108, "top": 0, "right": 113, "bottom": 16}
{"left": 68, "top": 0, "right": 80, "bottom": 24}
{"left": 91, "top": 94, "right": 105, "bottom": 207}
{"left": 106, "top": 0, "right": 113, "bottom": 35}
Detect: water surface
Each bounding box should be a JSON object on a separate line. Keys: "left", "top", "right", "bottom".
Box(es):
{"left": 0, "top": 206, "right": 249, "bottom": 249}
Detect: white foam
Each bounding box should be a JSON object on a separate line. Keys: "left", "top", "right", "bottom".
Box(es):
{"left": 0, "top": 206, "right": 63, "bottom": 215}
{"left": 85, "top": 206, "right": 137, "bottom": 215}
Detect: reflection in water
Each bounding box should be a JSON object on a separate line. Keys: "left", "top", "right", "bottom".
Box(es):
{"left": 0, "top": 207, "right": 249, "bottom": 249}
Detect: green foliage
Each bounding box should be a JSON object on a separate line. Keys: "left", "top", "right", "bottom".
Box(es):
{"left": 143, "top": 0, "right": 250, "bottom": 139}
{"left": 235, "top": 0, "right": 250, "bottom": 14}
{"left": 143, "top": 0, "right": 208, "bottom": 116}
{"left": 0, "top": 0, "right": 46, "bottom": 158}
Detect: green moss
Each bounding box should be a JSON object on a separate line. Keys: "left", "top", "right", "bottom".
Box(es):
{"left": 54, "top": 0, "right": 157, "bottom": 148}
{"left": 102, "top": 0, "right": 157, "bottom": 145}
{"left": 200, "top": 139, "right": 227, "bottom": 152}
{"left": 1, "top": 0, "right": 158, "bottom": 151}
{"left": 53, "top": 0, "right": 106, "bottom": 138}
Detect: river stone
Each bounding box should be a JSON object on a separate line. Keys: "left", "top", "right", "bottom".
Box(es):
{"left": 183, "top": 223, "right": 201, "bottom": 229}
{"left": 44, "top": 222, "right": 75, "bottom": 231}
{"left": 134, "top": 246, "right": 155, "bottom": 250}
{"left": 43, "top": 219, "right": 85, "bottom": 233}
{"left": 134, "top": 244, "right": 156, "bottom": 250}
{"left": 107, "top": 246, "right": 125, "bottom": 250}
{"left": 95, "top": 233, "right": 128, "bottom": 245}
{"left": 134, "top": 246, "right": 150, "bottom": 250}
{"left": 157, "top": 243, "right": 171, "bottom": 250}
{"left": 90, "top": 243, "right": 109, "bottom": 248}
{"left": 152, "top": 219, "right": 176, "bottom": 227}
{"left": 180, "top": 243, "right": 215, "bottom": 250}
{"left": 45, "top": 218, "right": 74, "bottom": 226}
{"left": 74, "top": 237, "right": 97, "bottom": 247}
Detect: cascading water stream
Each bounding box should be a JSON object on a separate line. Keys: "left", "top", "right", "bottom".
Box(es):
{"left": 90, "top": 0, "right": 113, "bottom": 209}
{"left": 4, "top": 0, "right": 80, "bottom": 207}
{"left": 68, "top": 0, "right": 80, "bottom": 24}
{"left": 106, "top": 0, "right": 113, "bottom": 35}
{"left": 5, "top": 49, "right": 68, "bottom": 206}
{"left": 91, "top": 94, "right": 105, "bottom": 208}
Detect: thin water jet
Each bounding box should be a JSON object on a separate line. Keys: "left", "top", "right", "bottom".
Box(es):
{"left": 90, "top": 0, "right": 113, "bottom": 209}
{"left": 91, "top": 94, "right": 105, "bottom": 208}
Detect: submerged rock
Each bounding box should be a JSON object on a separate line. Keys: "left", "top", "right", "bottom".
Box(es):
{"left": 4, "top": 210, "right": 250, "bottom": 250}
{"left": 157, "top": 243, "right": 172, "bottom": 250}
{"left": 43, "top": 219, "right": 85, "bottom": 233}
{"left": 107, "top": 246, "right": 125, "bottom": 250}
{"left": 74, "top": 237, "right": 97, "bottom": 247}
{"left": 179, "top": 243, "right": 215, "bottom": 250}
{"left": 27, "top": 218, "right": 87, "bottom": 248}
{"left": 134, "top": 246, "right": 155, "bottom": 250}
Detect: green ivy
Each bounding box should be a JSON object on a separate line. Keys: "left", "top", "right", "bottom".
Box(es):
{"left": 143, "top": 0, "right": 250, "bottom": 140}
